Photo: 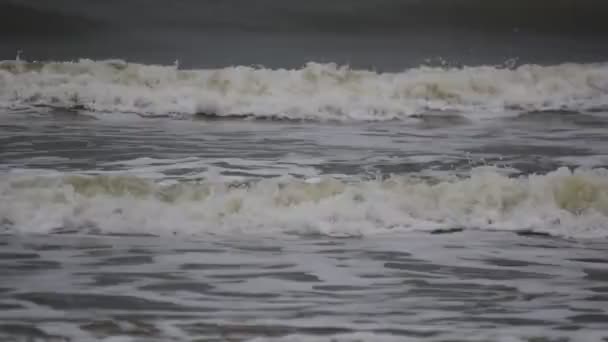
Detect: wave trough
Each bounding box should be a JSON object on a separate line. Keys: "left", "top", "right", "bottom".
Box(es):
{"left": 1, "top": 59, "right": 607, "bottom": 121}
{"left": 2, "top": 167, "right": 607, "bottom": 238}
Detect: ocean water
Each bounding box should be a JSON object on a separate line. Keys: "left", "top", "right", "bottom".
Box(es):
{"left": 1, "top": 1, "right": 608, "bottom": 341}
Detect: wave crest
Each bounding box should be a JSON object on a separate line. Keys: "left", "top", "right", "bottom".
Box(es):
{"left": 2, "top": 167, "right": 607, "bottom": 238}
{"left": 1, "top": 59, "right": 607, "bottom": 121}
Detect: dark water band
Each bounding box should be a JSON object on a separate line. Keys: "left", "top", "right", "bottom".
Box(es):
{"left": 2, "top": 0, "right": 608, "bottom": 36}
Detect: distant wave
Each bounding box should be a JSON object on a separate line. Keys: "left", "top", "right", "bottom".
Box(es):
{"left": 1, "top": 167, "right": 607, "bottom": 238}
{"left": 1, "top": 59, "right": 607, "bottom": 121}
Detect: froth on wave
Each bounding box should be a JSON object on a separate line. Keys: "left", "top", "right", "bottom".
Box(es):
{"left": 1, "top": 167, "right": 607, "bottom": 239}
{"left": 1, "top": 59, "right": 607, "bottom": 121}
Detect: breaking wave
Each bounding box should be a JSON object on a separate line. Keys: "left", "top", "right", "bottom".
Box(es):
{"left": 1, "top": 59, "right": 607, "bottom": 121}
{"left": 2, "top": 167, "right": 607, "bottom": 238}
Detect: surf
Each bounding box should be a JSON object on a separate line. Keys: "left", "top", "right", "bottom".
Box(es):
{"left": 1, "top": 166, "right": 607, "bottom": 239}
{"left": 1, "top": 59, "right": 607, "bottom": 121}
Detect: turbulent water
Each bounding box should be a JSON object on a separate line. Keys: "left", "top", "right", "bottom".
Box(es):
{"left": 2, "top": 60, "right": 608, "bottom": 121}
{"left": 1, "top": 1, "right": 608, "bottom": 341}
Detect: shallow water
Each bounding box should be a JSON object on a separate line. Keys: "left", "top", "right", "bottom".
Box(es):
{"left": 1, "top": 110, "right": 608, "bottom": 238}
{"left": 1, "top": 232, "right": 607, "bottom": 342}
{"left": 2, "top": 1, "right": 608, "bottom": 339}
{"left": 0, "top": 108, "right": 608, "bottom": 341}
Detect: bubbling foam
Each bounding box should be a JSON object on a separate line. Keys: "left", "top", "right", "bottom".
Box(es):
{"left": 1, "top": 59, "right": 607, "bottom": 121}
{"left": 1, "top": 167, "right": 607, "bottom": 238}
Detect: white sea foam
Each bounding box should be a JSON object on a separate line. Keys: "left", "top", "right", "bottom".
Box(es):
{"left": 1, "top": 167, "right": 607, "bottom": 238}
{"left": 1, "top": 59, "right": 607, "bottom": 121}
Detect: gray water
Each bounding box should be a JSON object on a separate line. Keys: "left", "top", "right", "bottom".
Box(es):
{"left": 1, "top": 110, "right": 608, "bottom": 341}
{"left": 1, "top": 231, "right": 608, "bottom": 342}
{"left": 3, "top": 0, "right": 608, "bottom": 69}
{"left": 2, "top": 1, "right": 608, "bottom": 340}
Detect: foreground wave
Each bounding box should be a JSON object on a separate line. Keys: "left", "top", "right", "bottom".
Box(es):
{"left": 2, "top": 167, "right": 607, "bottom": 238}
{"left": 1, "top": 59, "right": 607, "bottom": 121}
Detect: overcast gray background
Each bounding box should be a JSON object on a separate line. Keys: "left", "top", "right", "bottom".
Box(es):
{"left": 1, "top": 0, "right": 607, "bottom": 69}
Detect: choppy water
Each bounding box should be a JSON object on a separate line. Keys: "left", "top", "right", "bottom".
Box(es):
{"left": 1, "top": 232, "right": 608, "bottom": 342}
{"left": 2, "top": 108, "right": 608, "bottom": 237}
{"left": 1, "top": 106, "right": 608, "bottom": 341}
{"left": 2, "top": 1, "right": 608, "bottom": 340}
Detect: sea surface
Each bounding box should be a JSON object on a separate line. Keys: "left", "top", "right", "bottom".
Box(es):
{"left": 1, "top": 1, "right": 608, "bottom": 341}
